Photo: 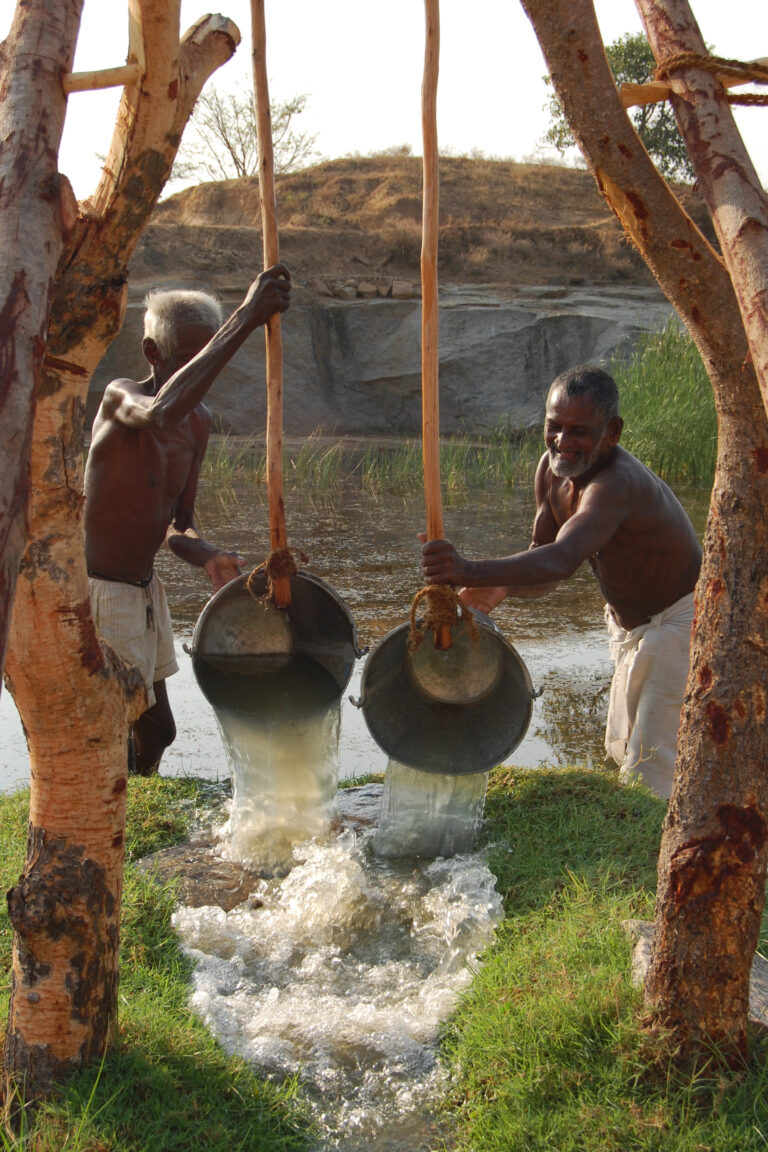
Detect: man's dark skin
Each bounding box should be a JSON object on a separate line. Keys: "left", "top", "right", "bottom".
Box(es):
{"left": 421, "top": 385, "right": 701, "bottom": 629}
{"left": 85, "top": 264, "right": 291, "bottom": 771}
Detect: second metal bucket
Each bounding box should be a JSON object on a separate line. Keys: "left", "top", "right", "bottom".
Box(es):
{"left": 359, "top": 612, "right": 535, "bottom": 775}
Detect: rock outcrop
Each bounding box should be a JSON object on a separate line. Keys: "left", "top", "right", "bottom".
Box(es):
{"left": 91, "top": 280, "right": 672, "bottom": 435}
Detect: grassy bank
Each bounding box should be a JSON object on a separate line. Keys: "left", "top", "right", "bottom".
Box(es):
{"left": 0, "top": 770, "right": 766, "bottom": 1149}
{"left": 442, "top": 767, "right": 768, "bottom": 1151}
{"left": 201, "top": 322, "right": 716, "bottom": 495}
{"left": 0, "top": 780, "right": 313, "bottom": 1152}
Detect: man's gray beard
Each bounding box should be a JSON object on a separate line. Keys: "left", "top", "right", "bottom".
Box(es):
{"left": 548, "top": 442, "right": 602, "bottom": 479}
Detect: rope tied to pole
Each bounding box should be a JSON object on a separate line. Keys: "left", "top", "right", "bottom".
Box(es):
{"left": 245, "top": 546, "right": 309, "bottom": 603}
{"left": 654, "top": 52, "right": 768, "bottom": 105}
{"left": 407, "top": 583, "right": 478, "bottom": 653}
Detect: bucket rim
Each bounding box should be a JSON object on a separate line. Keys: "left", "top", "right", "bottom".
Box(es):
{"left": 190, "top": 568, "right": 360, "bottom": 656}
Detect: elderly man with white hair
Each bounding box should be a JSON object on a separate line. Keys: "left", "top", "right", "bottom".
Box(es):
{"left": 85, "top": 265, "right": 291, "bottom": 774}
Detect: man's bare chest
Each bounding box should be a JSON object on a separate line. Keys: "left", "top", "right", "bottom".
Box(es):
{"left": 549, "top": 479, "right": 582, "bottom": 527}
{"left": 134, "top": 425, "right": 198, "bottom": 500}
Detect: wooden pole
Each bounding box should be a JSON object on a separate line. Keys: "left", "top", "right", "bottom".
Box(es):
{"left": 62, "top": 63, "right": 141, "bottom": 93}
{"left": 421, "top": 0, "right": 451, "bottom": 649}
{"left": 251, "top": 0, "right": 291, "bottom": 608}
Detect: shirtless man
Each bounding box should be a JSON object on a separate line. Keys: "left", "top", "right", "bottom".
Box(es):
{"left": 420, "top": 365, "right": 701, "bottom": 799}
{"left": 85, "top": 264, "right": 291, "bottom": 774}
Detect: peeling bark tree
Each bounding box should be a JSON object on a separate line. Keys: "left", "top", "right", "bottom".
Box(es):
{"left": 2, "top": 0, "right": 240, "bottom": 1095}
{"left": 635, "top": 0, "right": 768, "bottom": 1056}
{"left": 0, "top": 0, "right": 82, "bottom": 686}
{"left": 521, "top": 0, "right": 768, "bottom": 1056}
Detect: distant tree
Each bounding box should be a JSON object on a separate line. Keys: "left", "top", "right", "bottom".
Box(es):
{"left": 543, "top": 31, "right": 695, "bottom": 181}
{"left": 171, "top": 78, "right": 318, "bottom": 182}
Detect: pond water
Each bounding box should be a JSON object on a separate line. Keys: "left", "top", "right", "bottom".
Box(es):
{"left": 3, "top": 477, "right": 694, "bottom": 790}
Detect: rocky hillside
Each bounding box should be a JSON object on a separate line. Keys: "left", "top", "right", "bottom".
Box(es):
{"left": 133, "top": 153, "right": 713, "bottom": 296}
{"left": 91, "top": 156, "right": 711, "bottom": 437}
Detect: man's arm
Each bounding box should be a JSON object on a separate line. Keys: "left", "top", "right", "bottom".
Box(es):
{"left": 167, "top": 522, "right": 245, "bottom": 592}
{"left": 165, "top": 412, "right": 244, "bottom": 591}
{"left": 452, "top": 455, "right": 561, "bottom": 609}
{"left": 103, "top": 265, "right": 291, "bottom": 431}
{"left": 422, "top": 466, "right": 631, "bottom": 591}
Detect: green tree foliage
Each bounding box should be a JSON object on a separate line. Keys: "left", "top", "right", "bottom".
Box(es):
{"left": 543, "top": 32, "right": 695, "bottom": 181}
{"left": 172, "top": 78, "right": 319, "bottom": 182}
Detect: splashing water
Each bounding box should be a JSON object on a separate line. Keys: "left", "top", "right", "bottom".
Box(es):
{"left": 194, "top": 652, "right": 342, "bottom": 874}
{"left": 172, "top": 819, "right": 503, "bottom": 1150}
{"left": 375, "top": 761, "right": 489, "bottom": 859}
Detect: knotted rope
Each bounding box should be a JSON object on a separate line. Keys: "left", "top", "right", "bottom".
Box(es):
{"left": 407, "top": 583, "right": 478, "bottom": 653}
{"left": 655, "top": 52, "right": 768, "bottom": 106}
{"left": 245, "top": 546, "right": 309, "bottom": 603}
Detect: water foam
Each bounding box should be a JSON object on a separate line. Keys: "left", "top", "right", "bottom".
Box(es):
{"left": 172, "top": 826, "right": 502, "bottom": 1149}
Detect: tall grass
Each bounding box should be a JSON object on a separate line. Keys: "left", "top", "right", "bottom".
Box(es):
{"left": 611, "top": 318, "right": 717, "bottom": 487}
{"left": 202, "top": 433, "right": 266, "bottom": 490}
{"left": 201, "top": 322, "right": 716, "bottom": 495}
{"left": 287, "top": 433, "right": 345, "bottom": 488}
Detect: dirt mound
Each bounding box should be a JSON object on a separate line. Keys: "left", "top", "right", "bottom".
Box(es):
{"left": 134, "top": 154, "right": 714, "bottom": 291}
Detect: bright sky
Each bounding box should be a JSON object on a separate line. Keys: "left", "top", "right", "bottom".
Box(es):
{"left": 2, "top": 0, "right": 767, "bottom": 199}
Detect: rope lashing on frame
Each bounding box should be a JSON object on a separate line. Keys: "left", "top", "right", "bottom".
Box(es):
{"left": 407, "top": 583, "right": 478, "bottom": 654}
{"left": 654, "top": 52, "right": 768, "bottom": 106}
{"left": 245, "top": 546, "right": 309, "bottom": 603}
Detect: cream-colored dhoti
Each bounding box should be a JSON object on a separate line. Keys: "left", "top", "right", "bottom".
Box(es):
{"left": 604, "top": 591, "right": 694, "bottom": 800}
{"left": 89, "top": 573, "right": 178, "bottom": 707}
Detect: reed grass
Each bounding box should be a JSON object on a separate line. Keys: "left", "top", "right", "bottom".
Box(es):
{"left": 612, "top": 318, "right": 717, "bottom": 487}
{"left": 287, "top": 433, "right": 346, "bottom": 488}
{"left": 201, "top": 322, "right": 716, "bottom": 498}
{"left": 202, "top": 433, "right": 266, "bottom": 490}
{"left": 353, "top": 427, "right": 542, "bottom": 493}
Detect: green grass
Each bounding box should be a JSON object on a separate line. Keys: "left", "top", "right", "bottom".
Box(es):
{"left": 0, "top": 781, "right": 313, "bottom": 1151}
{"left": 1, "top": 768, "right": 762, "bottom": 1149}
{"left": 612, "top": 319, "right": 717, "bottom": 487}
{"left": 441, "top": 766, "right": 768, "bottom": 1151}
{"left": 356, "top": 427, "right": 543, "bottom": 492}
{"left": 201, "top": 432, "right": 267, "bottom": 490}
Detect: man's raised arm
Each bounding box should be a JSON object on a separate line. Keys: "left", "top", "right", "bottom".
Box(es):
{"left": 103, "top": 264, "right": 291, "bottom": 431}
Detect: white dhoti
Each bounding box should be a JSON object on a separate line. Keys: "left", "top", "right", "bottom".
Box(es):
{"left": 604, "top": 591, "right": 694, "bottom": 800}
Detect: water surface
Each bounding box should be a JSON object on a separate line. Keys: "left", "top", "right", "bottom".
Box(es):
{"left": 0, "top": 481, "right": 708, "bottom": 789}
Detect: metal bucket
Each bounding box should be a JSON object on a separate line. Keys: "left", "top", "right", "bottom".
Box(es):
{"left": 359, "top": 612, "right": 535, "bottom": 775}
{"left": 189, "top": 570, "right": 360, "bottom": 706}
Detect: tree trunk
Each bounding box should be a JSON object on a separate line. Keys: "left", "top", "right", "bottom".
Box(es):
{"left": 521, "top": 0, "right": 768, "bottom": 1056}
{"left": 0, "top": 0, "right": 82, "bottom": 686}
{"left": 3, "top": 1, "right": 240, "bottom": 1094}
{"left": 634, "top": 0, "right": 768, "bottom": 1055}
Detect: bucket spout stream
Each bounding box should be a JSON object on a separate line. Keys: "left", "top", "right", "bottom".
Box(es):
{"left": 190, "top": 570, "right": 359, "bottom": 872}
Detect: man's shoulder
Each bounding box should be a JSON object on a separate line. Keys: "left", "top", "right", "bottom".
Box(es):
{"left": 588, "top": 447, "right": 648, "bottom": 490}
{"left": 104, "top": 376, "right": 145, "bottom": 395}
{"left": 97, "top": 377, "right": 145, "bottom": 413}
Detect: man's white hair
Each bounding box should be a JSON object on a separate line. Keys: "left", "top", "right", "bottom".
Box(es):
{"left": 143, "top": 289, "right": 223, "bottom": 359}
